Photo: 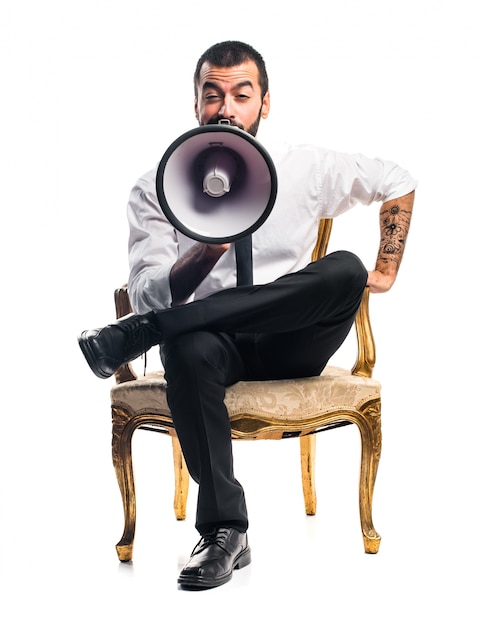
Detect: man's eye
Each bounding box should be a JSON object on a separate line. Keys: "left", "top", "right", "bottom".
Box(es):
{"left": 205, "top": 94, "right": 220, "bottom": 101}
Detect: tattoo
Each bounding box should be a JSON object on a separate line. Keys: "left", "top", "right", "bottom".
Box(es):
{"left": 378, "top": 204, "right": 411, "bottom": 266}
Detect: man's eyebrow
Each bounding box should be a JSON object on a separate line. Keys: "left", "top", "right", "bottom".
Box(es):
{"left": 202, "top": 81, "right": 221, "bottom": 91}
{"left": 202, "top": 80, "right": 254, "bottom": 91}
{"left": 234, "top": 80, "right": 254, "bottom": 90}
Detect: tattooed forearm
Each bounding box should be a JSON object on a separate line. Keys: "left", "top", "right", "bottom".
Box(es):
{"left": 376, "top": 193, "right": 413, "bottom": 271}
{"left": 368, "top": 190, "right": 414, "bottom": 292}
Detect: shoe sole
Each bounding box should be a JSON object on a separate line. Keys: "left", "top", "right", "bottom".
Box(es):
{"left": 77, "top": 332, "right": 112, "bottom": 379}
{"left": 178, "top": 546, "right": 252, "bottom": 590}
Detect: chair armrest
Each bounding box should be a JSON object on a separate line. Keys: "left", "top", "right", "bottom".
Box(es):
{"left": 113, "top": 285, "right": 137, "bottom": 384}
{"left": 312, "top": 219, "right": 376, "bottom": 377}
{"left": 115, "top": 284, "right": 133, "bottom": 318}
{"left": 311, "top": 219, "right": 333, "bottom": 261}
{"left": 352, "top": 288, "right": 376, "bottom": 377}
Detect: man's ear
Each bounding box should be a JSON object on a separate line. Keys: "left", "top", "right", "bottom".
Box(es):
{"left": 261, "top": 91, "right": 271, "bottom": 119}
{"left": 194, "top": 98, "right": 199, "bottom": 120}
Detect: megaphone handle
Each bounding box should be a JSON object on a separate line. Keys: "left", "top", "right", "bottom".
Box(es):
{"left": 235, "top": 235, "right": 253, "bottom": 286}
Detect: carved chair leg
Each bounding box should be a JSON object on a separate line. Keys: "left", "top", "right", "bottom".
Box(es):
{"left": 357, "top": 400, "right": 382, "bottom": 554}
{"left": 172, "top": 434, "right": 189, "bottom": 520}
{"left": 112, "top": 408, "right": 137, "bottom": 562}
{"left": 300, "top": 434, "right": 317, "bottom": 515}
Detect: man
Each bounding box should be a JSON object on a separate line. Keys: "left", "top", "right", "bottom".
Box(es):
{"left": 78, "top": 41, "right": 416, "bottom": 590}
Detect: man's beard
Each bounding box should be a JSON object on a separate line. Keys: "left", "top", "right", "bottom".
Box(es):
{"left": 204, "top": 108, "right": 262, "bottom": 137}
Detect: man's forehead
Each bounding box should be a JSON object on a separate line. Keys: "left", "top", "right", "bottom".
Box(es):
{"left": 198, "top": 60, "right": 261, "bottom": 89}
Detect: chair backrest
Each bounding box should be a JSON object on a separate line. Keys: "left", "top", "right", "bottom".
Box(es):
{"left": 113, "top": 218, "right": 376, "bottom": 384}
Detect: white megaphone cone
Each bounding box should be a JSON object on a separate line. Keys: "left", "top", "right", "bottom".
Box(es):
{"left": 156, "top": 123, "right": 277, "bottom": 243}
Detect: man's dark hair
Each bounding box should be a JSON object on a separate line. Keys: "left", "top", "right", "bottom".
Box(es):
{"left": 194, "top": 41, "right": 269, "bottom": 98}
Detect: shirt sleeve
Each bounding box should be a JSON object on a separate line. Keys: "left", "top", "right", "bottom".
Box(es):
{"left": 318, "top": 150, "right": 418, "bottom": 218}
{"left": 127, "top": 170, "right": 178, "bottom": 313}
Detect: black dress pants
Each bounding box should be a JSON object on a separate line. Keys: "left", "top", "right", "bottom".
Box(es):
{"left": 158, "top": 250, "right": 368, "bottom": 534}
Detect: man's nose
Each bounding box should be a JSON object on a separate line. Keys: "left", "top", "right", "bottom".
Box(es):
{"left": 218, "top": 97, "right": 235, "bottom": 119}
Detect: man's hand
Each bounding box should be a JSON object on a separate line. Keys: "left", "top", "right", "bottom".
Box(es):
{"left": 367, "top": 269, "right": 396, "bottom": 294}
{"left": 207, "top": 243, "right": 231, "bottom": 253}
{"left": 170, "top": 242, "right": 231, "bottom": 306}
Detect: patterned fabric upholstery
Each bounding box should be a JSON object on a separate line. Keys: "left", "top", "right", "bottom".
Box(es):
{"left": 111, "top": 365, "right": 380, "bottom": 422}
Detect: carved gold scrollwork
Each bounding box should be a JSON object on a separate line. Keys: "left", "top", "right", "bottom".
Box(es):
{"left": 364, "top": 398, "right": 382, "bottom": 462}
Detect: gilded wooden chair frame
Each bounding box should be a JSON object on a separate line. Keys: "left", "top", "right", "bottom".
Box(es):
{"left": 110, "top": 219, "right": 382, "bottom": 563}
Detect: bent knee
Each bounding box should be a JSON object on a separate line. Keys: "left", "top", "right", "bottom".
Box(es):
{"left": 325, "top": 250, "right": 368, "bottom": 287}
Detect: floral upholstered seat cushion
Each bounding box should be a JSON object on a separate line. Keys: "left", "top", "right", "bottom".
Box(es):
{"left": 111, "top": 365, "right": 380, "bottom": 422}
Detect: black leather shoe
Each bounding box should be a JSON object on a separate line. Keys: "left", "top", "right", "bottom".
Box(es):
{"left": 77, "top": 312, "right": 161, "bottom": 379}
{"left": 178, "top": 528, "right": 251, "bottom": 590}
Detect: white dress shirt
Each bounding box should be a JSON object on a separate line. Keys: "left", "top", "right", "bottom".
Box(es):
{"left": 127, "top": 141, "right": 417, "bottom": 314}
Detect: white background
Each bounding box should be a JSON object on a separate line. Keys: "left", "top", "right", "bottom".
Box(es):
{"left": 1, "top": 1, "right": 478, "bottom": 624}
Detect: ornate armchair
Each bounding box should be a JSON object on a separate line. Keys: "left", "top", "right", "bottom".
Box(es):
{"left": 110, "top": 218, "right": 382, "bottom": 562}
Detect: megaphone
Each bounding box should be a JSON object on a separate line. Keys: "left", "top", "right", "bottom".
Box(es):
{"left": 156, "top": 123, "right": 278, "bottom": 244}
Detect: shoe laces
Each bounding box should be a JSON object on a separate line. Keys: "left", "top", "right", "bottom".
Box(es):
{"left": 119, "top": 315, "right": 159, "bottom": 374}
{"left": 194, "top": 528, "right": 230, "bottom": 554}
{"left": 121, "top": 315, "right": 148, "bottom": 345}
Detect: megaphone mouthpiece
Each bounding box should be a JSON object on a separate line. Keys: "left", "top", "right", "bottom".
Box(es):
{"left": 202, "top": 150, "right": 238, "bottom": 197}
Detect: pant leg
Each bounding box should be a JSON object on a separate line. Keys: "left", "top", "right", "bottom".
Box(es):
{"left": 156, "top": 251, "right": 367, "bottom": 340}
{"left": 158, "top": 250, "right": 367, "bottom": 534}
{"left": 251, "top": 317, "right": 355, "bottom": 381}
{"left": 160, "top": 331, "right": 249, "bottom": 534}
